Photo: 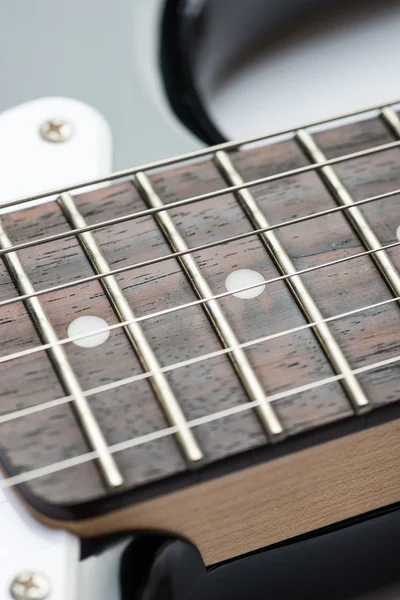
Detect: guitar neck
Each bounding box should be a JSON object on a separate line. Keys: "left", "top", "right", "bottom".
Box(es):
{"left": 1, "top": 102, "right": 400, "bottom": 563}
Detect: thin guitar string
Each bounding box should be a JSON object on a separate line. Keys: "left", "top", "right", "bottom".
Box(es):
{"left": 0, "top": 98, "right": 396, "bottom": 211}
{"left": 2, "top": 137, "right": 400, "bottom": 259}
{"left": 0, "top": 103, "right": 396, "bottom": 488}
{"left": 1, "top": 111, "right": 400, "bottom": 487}
{"left": 1, "top": 346, "right": 400, "bottom": 491}
{"left": 1, "top": 237, "right": 400, "bottom": 366}
{"left": 1, "top": 289, "right": 399, "bottom": 428}
{"left": 0, "top": 143, "right": 397, "bottom": 443}
{"left": 1, "top": 187, "right": 400, "bottom": 311}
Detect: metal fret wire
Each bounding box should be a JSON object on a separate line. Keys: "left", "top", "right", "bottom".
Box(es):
{"left": 2, "top": 137, "right": 400, "bottom": 259}
{"left": 1, "top": 187, "right": 400, "bottom": 311}
{"left": 1, "top": 344, "right": 400, "bottom": 492}
{"left": 0, "top": 221, "right": 124, "bottom": 489}
{"left": 215, "top": 150, "right": 369, "bottom": 412}
{"left": 382, "top": 106, "right": 400, "bottom": 138}
{"left": 135, "top": 172, "right": 284, "bottom": 439}
{"left": 58, "top": 193, "right": 203, "bottom": 463}
{"left": 2, "top": 237, "right": 400, "bottom": 367}
{"left": 296, "top": 127, "right": 400, "bottom": 299}
{"left": 2, "top": 277, "right": 400, "bottom": 429}
{"left": 1, "top": 98, "right": 399, "bottom": 212}
{"left": 1, "top": 102, "right": 400, "bottom": 488}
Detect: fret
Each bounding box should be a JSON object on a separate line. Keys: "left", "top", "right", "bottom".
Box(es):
{"left": 311, "top": 114, "right": 400, "bottom": 409}
{"left": 214, "top": 150, "right": 369, "bottom": 414}
{"left": 230, "top": 127, "right": 400, "bottom": 411}
{"left": 57, "top": 192, "right": 203, "bottom": 465}
{"left": 0, "top": 200, "right": 189, "bottom": 501}
{"left": 149, "top": 157, "right": 351, "bottom": 435}
{"left": 0, "top": 187, "right": 273, "bottom": 492}
{"left": 72, "top": 184, "right": 269, "bottom": 462}
{"left": 381, "top": 106, "right": 400, "bottom": 137}
{"left": 1, "top": 103, "right": 400, "bottom": 516}
{"left": 332, "top": 111, "right": 400, "bottom": 286}
{"left": 0, "top": 220, "right": 124, "bottom": 489}
{"left": 0, "top": 190, "right": 270, "bottom": 497}
{"left": 135, "top": 171, "right": 285, "bottom": 441}
{"left": 0, "top": 257, "right": 106, "bottom": 504}
{"left": 296, "top": 128, "right": 400, "bottom": 300}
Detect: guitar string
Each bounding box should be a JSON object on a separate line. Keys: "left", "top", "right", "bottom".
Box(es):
{"left": 1, "top": 187, "right": 400, "bottom": 311}
{"left": 0, "top": 98, "right": 396, "bottom": 212}
{"left": 1, "top": 237, "right": 400, "bottom": 366}
{"left": 0, "top": 106, "right": 399, "bottom": 488}
{"left": 0, "top": 143, "right": 397, "bottom": 392}
{"left": 1, "top": 138, "right": 400, "bottom": 259}
{"left": 1, "top": 289, "right": 400, "bottom": 428}
{"left": 1, "top": 346, "right": 400, "bottom": 491}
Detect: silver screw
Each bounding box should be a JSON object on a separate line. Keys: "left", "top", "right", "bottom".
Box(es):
{"left": 39, "top": 119, "right": 73, "bottom": 143}
{"left": 10, "top": 572, "right": 50, "bottom": 600}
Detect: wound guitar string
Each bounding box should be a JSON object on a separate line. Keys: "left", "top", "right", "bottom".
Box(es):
{"left": 1, "top": 140, "right": 400, "bottom": 259}
{"left": 1, "top": 238, "right": 400, "bottom": 366}
{"left": 1, "top": 188, "right": 400, "bottom": 309}
{"left": 1, "top": 101, "right": 400, "bottom": 490}
{"left": 2, "top": 98, "right": 400, "bottom": 211}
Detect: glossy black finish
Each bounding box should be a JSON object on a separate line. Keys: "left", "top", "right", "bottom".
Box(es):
{"left": 120, "top": 508, "right": 400, "bottom": 600}
{"left": 120, "top": 536, "right": 206, "bottom": 600}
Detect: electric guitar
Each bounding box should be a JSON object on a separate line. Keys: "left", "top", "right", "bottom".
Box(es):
{"left": 1, "top": 1, "right": 400, "bottom": 599}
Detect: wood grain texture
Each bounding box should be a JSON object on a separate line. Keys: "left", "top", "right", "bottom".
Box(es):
{"left": 30, "top": 418, "right": 400, "bottom": 566}
{"left": 229, "top": 117, "right": 400, "bottom": 410}
{"left": 0, "top": 116, "right": 399, "bottom": 559}
{"left": 74, "top": 184, "right": 269, "bottom": 460}
{"left": 149, "top": 156, "right": 350, "bottom": 432}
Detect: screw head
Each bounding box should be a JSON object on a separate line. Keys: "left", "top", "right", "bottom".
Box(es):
{"left": 39, "top": 119, "right": 73, "bottom": 143}
{"left": 10, "top": 572, "right": 50, "bottom": 600}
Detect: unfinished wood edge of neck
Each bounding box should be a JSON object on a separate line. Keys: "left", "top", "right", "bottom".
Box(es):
{"left": 22, "top": 418, "right": 400, "bottom": 566}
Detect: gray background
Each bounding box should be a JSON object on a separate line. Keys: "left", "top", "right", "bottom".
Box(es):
{"left": 0, "top": 0, "right": 199, "bottom": 170}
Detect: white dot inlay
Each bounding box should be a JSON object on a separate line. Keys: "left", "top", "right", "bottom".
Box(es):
{"left": 396, "top": 225, "right": 400, "bottom": 242}
{"left": 67, "top": 315, "right": 110, "bottom": 348}
{"left": 225, "top": 269, "right": 266, "bottom": 299}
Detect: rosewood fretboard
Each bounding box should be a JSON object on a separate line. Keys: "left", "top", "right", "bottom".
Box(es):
{"left": 1, "top": 104, "right": 400, "bottom": 513}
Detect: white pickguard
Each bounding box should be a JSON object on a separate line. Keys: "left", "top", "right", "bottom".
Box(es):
{"left": 0, "top": 97, "right": 112, "bottom": 210}
{"left": 0, "top": 473, "right": 79, "bottom": 599}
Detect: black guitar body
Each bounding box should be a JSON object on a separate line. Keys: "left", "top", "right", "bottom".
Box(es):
{"left": 119, "top": 508, "right": 400, "bottom": 600}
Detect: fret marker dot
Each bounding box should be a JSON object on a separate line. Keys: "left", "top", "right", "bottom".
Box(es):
{"left": 396, "top": 226, "right": 400, "bottom": 242}
{"left": 225, "top": 269, "right": 266, "bottom": 299}
{"left": 68, "top": 316, "right": 110, "bottom": 348}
